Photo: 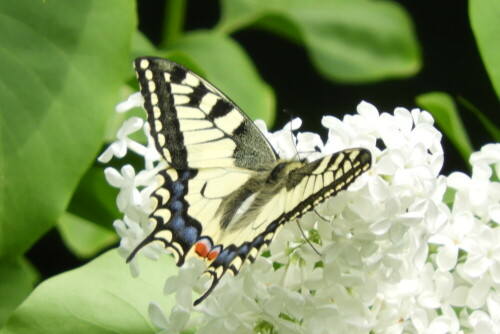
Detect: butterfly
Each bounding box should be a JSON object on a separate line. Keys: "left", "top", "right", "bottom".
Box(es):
{"left": 127, "top": 57, "right": 371, "bottom": 305}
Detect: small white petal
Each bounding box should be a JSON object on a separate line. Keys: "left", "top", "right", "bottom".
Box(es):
{"left": 411, "top": 308, "right": 429, "bottom": 333}
{"left": 97, "top": 146, "right": 115, "bottom": 163}
{"left": 490, "top": 261, "right": 500, "bottom": 283}
{"left": 447, "top": 172, "right": 470, "bottom": 190}
{"left": 285, "top": 117, "right": 302, "bottom": 131}
{"left": 368, "top": 176, "right": 390, "bottom": 201}
{"left": 397, "top": 279, "right": 419, "bottom": 296}
{"left": 370, "top": 218, "right": 391, "bottom": 235}
{"left": 116, "top": 92, "right": 144, "bottom": 112}
{"left": 477, "top": 143, "right": 500, "bottom": 162}
{"left": 486, "top": 293, "right": 500, "bottom": 319}
{"left": 490, "top": 204, "right": 500, "bottom": 223}
{"left": 126, "top": 140, "right": 148, "bottom": 157}
{"left": 149, "top": 302, "right": 169, "bottom": 329}
{"left": 472, "top": 162, "right": 493, "bottom": 180}
{"left": 394, "top": 107, "right": 413, "bottom": 133}
{"left": 454, "top": 211, "right": 474, "bottom": 236}
{"left": 113, "top": 140, "right": 128, "bottom": 158}
{"left": 254, "top": 119, "right": 268, "bottom": 133}
{"left": 104, "top": 167, "right": 124, "bottom": 187}
{"left": 463, "top": 255, "right": 490, "bottom": 277}
{"left": 436, "top": 245, "right": 458, "bottom": 271}
{"left": 131, "top": 188, "right": 143, "bottom": 205}
{"left": 118, "top": 116, "right": 144, "bottom": 137}
{"left": 121, "top": 165, "right": 136, "bottom": 180}
{"left": 447, "top": 286, "right": 468, "bottom": 307}
{"left": 467, "top": 277, "right": 490, "bottom": 308}
{"left": 321, "top": 115, "right": 344, "bottom": 130}
{"left": 430, "top": 153, "right": 444, "bottom": 176}
{"left": 434, "top": 270, "right": 453, "bottom": 297}
{"left": 427, "top": 315, "right": 454, "bottom": 334}
{"left": 356, "top": 101, "right": 379, "bottom": 119}
{"left": 419, "top": 291, "right": 440, "bottom": 309}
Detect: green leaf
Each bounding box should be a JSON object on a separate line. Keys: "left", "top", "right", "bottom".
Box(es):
{"left": 457, "top": 96, "right": 500, "bottom": 142}
{"left": 1, "top": 250, "right": 177, "bottom": 334}
{"left": 0, "top": 258, "right": 37, "bottom": 327}
{"left": 0, "top": 0, "right": 136, "bottom": 258}
{"left": 166, "top": 31, "right": 276, "bottom": 125}
{"left": 131, "top": 31, "right": 163, "bottom": 60}
{"left": 218, "top": 0, "right": 421, "bottom": 83}
{"left": 470, "top": 0, "right": 500, "bottom": 101}
{"left": 416, "top": 92, "right": 473, "bottom": 162}
{"left": 57, "top": 212, "right": 118, "bottom": 259}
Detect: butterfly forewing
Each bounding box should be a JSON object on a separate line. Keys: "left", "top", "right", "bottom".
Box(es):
{"left": 128, "top": 57, "right": 372, "bottom": 306}
{"left": 134, "top": 57, "right": 278, "bottom": 171}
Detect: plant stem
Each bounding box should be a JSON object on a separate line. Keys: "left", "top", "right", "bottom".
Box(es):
{"left": 161, "top": 0, "right": 187, "bottom": 48}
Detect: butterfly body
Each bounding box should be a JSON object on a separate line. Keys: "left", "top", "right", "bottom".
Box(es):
{"left": 129, "top": 57, "right": 371, "bottom": 305}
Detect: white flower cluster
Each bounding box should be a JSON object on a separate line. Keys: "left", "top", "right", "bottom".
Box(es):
{"left": 101, "top": 97, "right": 500, "bottom": 334}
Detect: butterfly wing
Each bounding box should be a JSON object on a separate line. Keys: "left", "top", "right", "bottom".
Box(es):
{"left": 134, "top": 57, "right": 278, "bottom": 171}
{"left": 128, "top": 57, "right": 278, "bottom": 270}
{"left": 198, "top": 148, "right": 371, "bottom": 305}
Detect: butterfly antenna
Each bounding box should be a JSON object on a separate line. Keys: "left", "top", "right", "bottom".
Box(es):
{"left": 283, "top": 108, "right": 301, "bottom": 161}
{"left": 283, "top": 110, "right": 321, "bottom": 160}
{"left": 295, "top": 220, "right": 321, "bottom": 256}
{"left": 314, "top": 208, "right": 329, "bottom": 222}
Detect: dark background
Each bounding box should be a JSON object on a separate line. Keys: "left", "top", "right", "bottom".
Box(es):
{"left": 28, "top": 0, "right": 499, "bottom": 280}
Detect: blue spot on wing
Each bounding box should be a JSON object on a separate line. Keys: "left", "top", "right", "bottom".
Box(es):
{"left": 179, "top": 170, "right": 193, "bottom": 181}
{"left": 171, "top": 181, "right": 184, "bottom": 195}
{"left": 213, "top": 247, "right": 237, "bottom": 266}
{"left": 238, "top": 244, "right": 250, "bottom": 257}
{"left": 170, "top": 200, "right": 183, "bottom": 212}
{"left": 266, "top": 222, "right": 278, "bottom": 233}
{"left": 170, "top": 216, "right": 185, "bottom": 230}
{"left": 253, "top": 234, "right": 264, "bottom": 246}
{"left": 181, "top": 226, "right": 198, "bottom": 244}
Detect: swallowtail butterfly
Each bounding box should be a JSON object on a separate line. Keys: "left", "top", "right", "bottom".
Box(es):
{"left": 128, "top": 57, "right": 371, "bottom": 305}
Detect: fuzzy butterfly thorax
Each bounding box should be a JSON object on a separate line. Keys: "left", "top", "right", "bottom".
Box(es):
{"left": 129, "top": 57, "right": 371, "bottom": 305}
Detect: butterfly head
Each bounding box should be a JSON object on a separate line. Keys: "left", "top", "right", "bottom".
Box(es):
{"left": 267, "top": 161, "right": 305, "bottom": 186}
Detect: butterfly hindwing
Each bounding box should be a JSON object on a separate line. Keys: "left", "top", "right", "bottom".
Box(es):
{"left": 128, "top": 57, "right": 372, "bottom": 306}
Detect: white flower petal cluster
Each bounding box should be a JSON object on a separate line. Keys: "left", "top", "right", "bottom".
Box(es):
{"left": 102, "top": 97, "right": 500, "bottom": 333}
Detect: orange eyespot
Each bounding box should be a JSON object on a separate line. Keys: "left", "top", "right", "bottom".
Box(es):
{"left": 207, "top": 247, "right": 220, "bottom": 261}
{"left": 195, "top": 240, "right": 210, "bottom": 258}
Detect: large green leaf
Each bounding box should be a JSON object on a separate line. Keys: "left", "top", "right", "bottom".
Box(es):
{"left": 0, "top": 0, "right": 136, "bottom": 259}
{"left": 1, "top": 250, "right": 177, "bottom": 333}
{"left": 166, "top": 31, "right": 276, "bottom": 125}
{"left": 132, "top": 31, "right": 163, "bottom": 60}
{"left": 57, "top": 212, "right": 117, "bottom": 259}
{"left": 470, "top": 0, "right": 500, "bottom": 101}
{"left": 416, "top": 92, "right": 473, "bottom": 162}
{"left": 218, "top": 0, "right": 421, "bottom": 83}
{"left": 0, "top": 258, "right": 37, "bottom": 327}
